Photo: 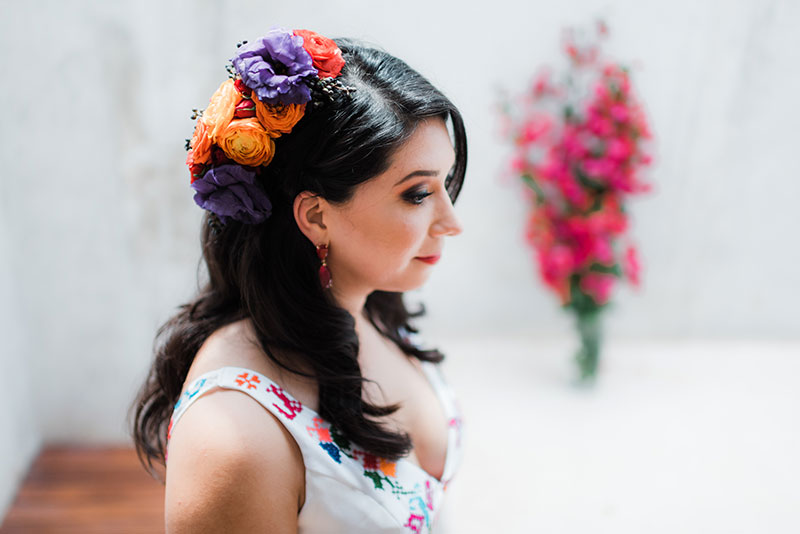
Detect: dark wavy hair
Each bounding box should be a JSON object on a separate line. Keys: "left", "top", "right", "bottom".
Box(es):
{"left": 131, "top": 38, "right": 467, "bottom": 476}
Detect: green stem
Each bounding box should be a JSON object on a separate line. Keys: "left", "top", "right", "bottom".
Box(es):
{"left": 575, "top": 309, "right": 603, "bottom": 382}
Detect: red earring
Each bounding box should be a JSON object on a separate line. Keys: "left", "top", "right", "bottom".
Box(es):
{"left": 316, "top": 244, "right": 332, "bottom": 289}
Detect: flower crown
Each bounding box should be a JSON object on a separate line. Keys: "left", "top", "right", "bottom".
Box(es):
{"left": 185, "top": 28, "right": 350, "bottom": 226}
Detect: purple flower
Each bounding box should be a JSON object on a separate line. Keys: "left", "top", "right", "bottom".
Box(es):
{"left": 191, "top": 164, "right": 272, "bottom": 224}
{"left": 232, "top": 29, "right": 318, "bottom": 105}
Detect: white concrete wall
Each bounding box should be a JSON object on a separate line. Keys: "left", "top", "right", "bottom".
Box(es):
{"left": 0, "top": 213, "right": 41, "bottom": 519}
{"left": 1, "top": 0, "right": 798, "bottom": 516}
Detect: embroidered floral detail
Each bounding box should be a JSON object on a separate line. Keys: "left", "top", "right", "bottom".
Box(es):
{"left": 307, "top": 417, "right": 332, "bottom": 442}
{"left": 390, "top": 483, "right": 418, "bottom": 498}
{"left": 307, "top": 418, "right": 341, "bottom": 461}
{"left": 267, "top": 384, "right": 303, "bottom": 419}
{"left": 186, "top": 378, "right": 206, "bottom": 400}
{"left": 404, "top": 513, "right": 426, "bottom": 533}
{"left": 168, "top": 366, "right": 461, "bottom": 534}
{"left": 235, "top": 372, "right": 261, "bottom": 390}
{"left": 425, "top": 480, "right": 434, "bottom": 511}
{"left": 353, "top": 450, "right": 379, "bottom": 471}
{"left": 319, "top": 442, "right": 342, "bottom": 463}
{"left": 330, "top": 426, "right": 351, "bottom": 450}
{"left": 364, "top": 471, "right": 386, "bottom": 490}
{"left": 379, "top": 458, "right": 398, "bottom": 478}
{"left": 407, "top": 493, "right": 432, "bottom": 531}
{"left": 172, "top": 377, "right": 207, "bottom": 416}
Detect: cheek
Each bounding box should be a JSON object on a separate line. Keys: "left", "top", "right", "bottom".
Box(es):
{"left": 364, "top": 217, "right": 420, "bottom": 260}
{"left": 339, "top": 209, "right": 426, "bottom": 269}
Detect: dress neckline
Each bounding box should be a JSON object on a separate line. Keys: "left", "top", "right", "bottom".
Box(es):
{"left": 188, "top": 362, "right": 458, "bottom": 485}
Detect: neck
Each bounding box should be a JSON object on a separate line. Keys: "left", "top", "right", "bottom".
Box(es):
{"left": 330, "top": 285, "right": 369, "bottom": 327}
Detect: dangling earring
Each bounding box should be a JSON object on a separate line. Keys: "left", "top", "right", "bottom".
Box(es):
{"left": 316, "top": 244, "right": 332, "bottom": 289}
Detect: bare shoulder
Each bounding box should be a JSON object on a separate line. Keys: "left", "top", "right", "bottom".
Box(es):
{"left": 186, "top": 319, "right": 319, "bottom": 410}
{"left": 165, "top": 386, "right": 305, "bottom": 533}
{"left": 185, "top": 319, "right": 274, "bottom": 382}
{"left": 164, "top": 318, "right": 316, "bottom": 532}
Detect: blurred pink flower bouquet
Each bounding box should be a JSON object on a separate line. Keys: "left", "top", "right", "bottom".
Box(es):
{"left": 501, "top": 22, "right": 652, "bottom": 382}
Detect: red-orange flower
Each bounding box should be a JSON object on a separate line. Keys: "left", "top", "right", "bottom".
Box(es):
{"left": 294, "top": 29, "right": 345, "bottom": 78}
{"left": 185, "top": 150, "right": 206, "bottom": 184}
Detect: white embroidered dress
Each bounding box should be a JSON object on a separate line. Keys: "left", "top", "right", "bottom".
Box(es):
{"left": 167, "top": 363, "right": 463, "bottom": 533}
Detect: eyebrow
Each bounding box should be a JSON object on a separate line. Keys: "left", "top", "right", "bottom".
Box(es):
{"left": 394, "top": 170, "right": 440, "bottom": 187}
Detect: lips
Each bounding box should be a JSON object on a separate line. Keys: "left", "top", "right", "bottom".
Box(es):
{"left": 415, "top": 254, "right": 441, "bottom": 265}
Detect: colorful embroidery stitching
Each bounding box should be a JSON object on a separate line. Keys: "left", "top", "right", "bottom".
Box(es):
{"left": 319, "top": 442, "right": 342, "bottom": 463}
{"left": 407, "top": 489, "right": 432, "bottom": 532}
{"left": 235, "top": 372, "right": 261, "bottom": 390}
{"left": 267, "top": 383, "right": 303, "bottom": 419}
{"left": 168, "top": 367, "right": 460, "bottom": 534}
{"left": 404, "top": 512, "right": 426, "bottom": 533}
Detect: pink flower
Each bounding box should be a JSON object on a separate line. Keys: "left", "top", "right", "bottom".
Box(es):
{"left": 607, "top": 170, "right": 631, "bottom": 192}
{"left": 582, "top": 157, "right": 616, "bottom": 178}
{"left": 560, "top": 217, "right": 594, "bottom": 266}
{"left": 532, "top": 70, "right": 554, "bottom": 98}
{"left": 557, "top": 171, "right": 590, "bottom": 210}
{"left": 606, "top": 138, "right": 631, "bottom": 160}
{"left": 593, "top": 83, "right": 611, "bottom": 104}
{"left": 563, "top": 127, "right": 587, "bottom": 159}
{"left": 610, "top": 104, "right": 629, "bottom": 124}
{"left": 623, "top": 245, "right": 641, "bottom": 287}
{"left": 592, "top": 236, "right": 614, "bottom": 265}
{"left": 589, "top": 197, "right": 628, "bottom": 233}
{"left": 587, "top": 114, "right": 614, "bottom": 136}
{"left": 579, "top": 272, "right": 615, "bottom": 305}
{"left": 502, "top": 22, "right": 651, "bottom": 308}
{"left": 538, "top": 244, "right": 574, "bottom": 303}
{"left": 520, "top": 115, "right": 552, "bottom": 144}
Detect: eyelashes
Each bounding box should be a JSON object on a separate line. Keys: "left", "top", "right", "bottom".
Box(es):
{"left": 402, "top": 187, "right": 434, "bottom": 205}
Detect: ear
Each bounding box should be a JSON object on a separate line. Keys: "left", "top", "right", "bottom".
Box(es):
{"left": 293, "top": 191, "right": 329, "bottom": 245}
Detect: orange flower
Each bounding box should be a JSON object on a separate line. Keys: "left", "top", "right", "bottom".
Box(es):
{"left": 254, "top": 99, "right": 305, "bottom": 137}
{"left": 218, "top": 118, "right": 275, "bottom": 167}
{"left": 189, "top": 119, "right": 212, "bottom": 164}
{"left": 202, "top": 79, "right": 238, "bottom": 141}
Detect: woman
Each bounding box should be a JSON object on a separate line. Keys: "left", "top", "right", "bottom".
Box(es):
{"left": 132, "top": 28, "right": 466, "bottom": 533}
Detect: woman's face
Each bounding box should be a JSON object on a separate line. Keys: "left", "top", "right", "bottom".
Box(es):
{"left": 325, "top": 118, "right": 463, "bottom": 299}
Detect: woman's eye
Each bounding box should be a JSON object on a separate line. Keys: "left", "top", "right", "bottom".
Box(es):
{"left": 403, "top": 189, "right": 433, "bottom": 205}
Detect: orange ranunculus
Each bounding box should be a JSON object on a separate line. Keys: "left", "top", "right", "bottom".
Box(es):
{"left": 254, "top": 99, "right": 305, "bottom": 137}
{"left": 202, "top": 79, "right": 238, "bottom": 141}
{"left": 218, "top": 118, "right": 275, "bottom": 167}
{"left": 189, "top": 119, "right": 212, "bottom": 164}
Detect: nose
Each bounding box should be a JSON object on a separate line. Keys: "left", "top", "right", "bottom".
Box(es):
{"left": 430, "top": 192, "right": 463, "bottom": 237}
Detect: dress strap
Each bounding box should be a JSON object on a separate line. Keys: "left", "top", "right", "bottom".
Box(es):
{"left": 167, "top": 367, "right": 307, "bottom": 452}
{"left": 165, "top": 364, "right": 459, "bottom": 532}
{"left": 166, "top": 366, "right": 403, "bottom": 493}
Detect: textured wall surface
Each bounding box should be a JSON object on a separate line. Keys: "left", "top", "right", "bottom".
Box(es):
{"left": 1, "top": 0, "right": 798, "bottom": 513}
{"left": 0, "top": 215, "right": 40, "bottom": 519}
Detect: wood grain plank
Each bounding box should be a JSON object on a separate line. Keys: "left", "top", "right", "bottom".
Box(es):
{"left": 1, "top": 446, "right": 165, "bottom": 533}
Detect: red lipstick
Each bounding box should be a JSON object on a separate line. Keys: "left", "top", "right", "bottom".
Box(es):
{"left": 415, "top": 255, "right": 441, "bottom": 265}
